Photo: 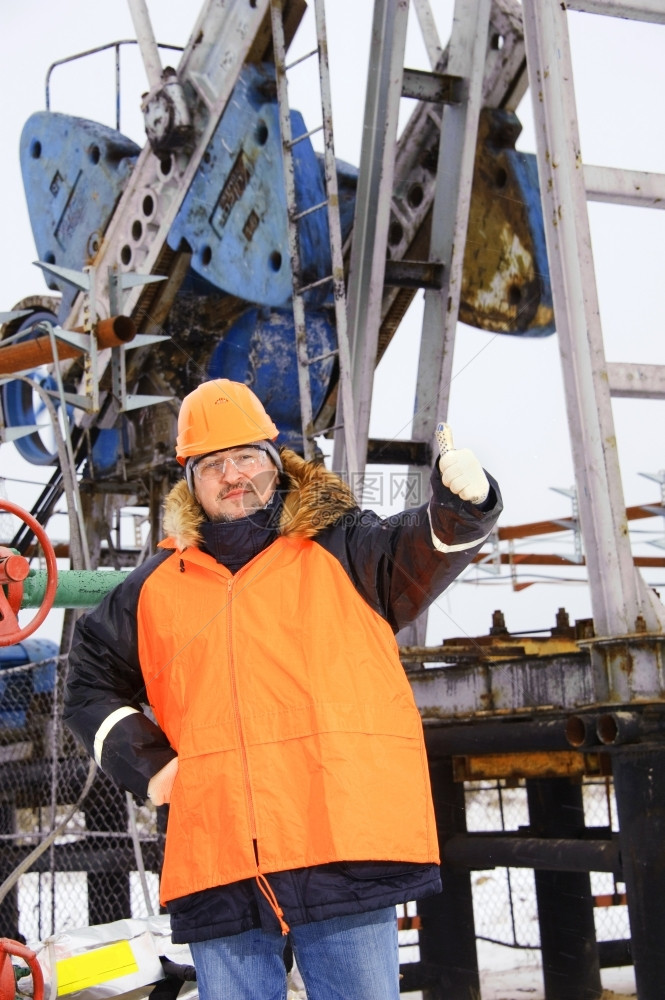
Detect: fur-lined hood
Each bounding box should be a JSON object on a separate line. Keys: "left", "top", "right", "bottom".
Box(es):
{"left": 163, "top": 448, "right": 358, "bottom": 552}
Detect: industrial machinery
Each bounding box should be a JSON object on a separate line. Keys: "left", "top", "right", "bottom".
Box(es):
{"left": 0, "top": 0, "right": 552, "bottom": 526}
{"left": 1, "top": 0, "right": 665, "bottom": 998}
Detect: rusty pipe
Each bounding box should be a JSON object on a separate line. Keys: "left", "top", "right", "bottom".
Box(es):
{"left": 593, "top": 709, "right": 665, "bottom": 746}
{"left": 0, "top": 316, "right": 136, "bottom": 374}
{"left": 597, "top": 712, "right": 641, "bottom": 746}
{"left": 565, "top": 713, "right": 601, "bottom": 748}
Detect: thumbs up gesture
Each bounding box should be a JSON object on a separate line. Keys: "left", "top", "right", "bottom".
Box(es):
{"left": 436, "top": 423, "right": 490, "bottom": 505}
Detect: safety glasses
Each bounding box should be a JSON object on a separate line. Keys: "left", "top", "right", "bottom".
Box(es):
{"left": 193, "top": 447, "right": 268, "bottom": 481}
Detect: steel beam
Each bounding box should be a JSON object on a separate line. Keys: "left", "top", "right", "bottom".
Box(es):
{"left": 598, "top": 939, "right": 632, "bottom": 969}
{"left": 412, "top": 652, "right": 598, "bottom": 718}
{"left": 398, "top": 0, "right": 492, "bottom": 649}
{"left": 607, "top": 362, "right": 665, "bottom": 399}
{"left": 411, "top": 0, "right": 491, "bottom": 440}
{"left": 585, "top": 164, "right": 665, "bottom": 208}
{"left": 526, "top": 778, "right": 603, "bottom": 1000}
{"left": 418, "top": 756, "right": 480, "bottom": 1000}
{"left": 564, "top": 0, "right": 665, "bottom": 22}
{"left": 612, "top": 747, "right": 665, "bottom": 999}
{"left": 331, "top": 0, "right": 409, "bottom": 475}
{"left": 444, "top": 832, "right": 620, "bottom": 875}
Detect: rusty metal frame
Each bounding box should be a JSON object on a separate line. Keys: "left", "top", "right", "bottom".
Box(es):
{"left": 521, "top": 0, "right": 665, "bottom": 674}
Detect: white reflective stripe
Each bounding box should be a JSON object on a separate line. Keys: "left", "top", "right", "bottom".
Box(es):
{"left": 428, "top": 506, "right": 492, "bottom": 553}
{"left": 93, "top": 706, "right": 140, "bottom": 766}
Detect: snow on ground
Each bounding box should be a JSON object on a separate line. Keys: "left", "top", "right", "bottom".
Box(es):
{"left": 399, "top": 941, "right": 637, "bottom": 1000}
{"left": 474, "top": 941, "right": 636, "bottom": 1000}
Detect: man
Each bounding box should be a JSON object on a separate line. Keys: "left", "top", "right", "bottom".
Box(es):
{"left": 64, "top": 378, "right": 502, "bottom": 1000}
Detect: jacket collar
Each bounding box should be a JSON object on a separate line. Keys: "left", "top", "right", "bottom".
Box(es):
{"left": 162, "top": 448, "right": 358, "bottom": 552}
{"left": 198, "top": 495, "right": 281, "bottom": 572}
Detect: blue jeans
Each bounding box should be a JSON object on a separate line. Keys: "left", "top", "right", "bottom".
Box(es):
{"left": 190, "top": 906, "right": 400, "bottom": 1000}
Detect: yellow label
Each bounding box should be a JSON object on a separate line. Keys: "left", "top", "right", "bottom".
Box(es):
{"left": 56, "top": 940, "right": 139, "bottom": 995}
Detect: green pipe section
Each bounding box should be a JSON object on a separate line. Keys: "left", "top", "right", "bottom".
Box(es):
{"left": 20, "top": 569, "right": 130, "bottom": 609}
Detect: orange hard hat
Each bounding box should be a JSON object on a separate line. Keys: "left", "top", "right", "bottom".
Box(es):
{"left": 175, "top": 379, "right": 279, "bottom": 465}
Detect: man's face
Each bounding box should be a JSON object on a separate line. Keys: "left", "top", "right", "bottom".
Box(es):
{"left": 192, "top": 446, "right": 279, "bottom": 522}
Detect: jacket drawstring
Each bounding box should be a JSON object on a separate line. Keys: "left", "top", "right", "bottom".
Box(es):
{"left": 256, "top": 871, "right": 290, "bottom": 935}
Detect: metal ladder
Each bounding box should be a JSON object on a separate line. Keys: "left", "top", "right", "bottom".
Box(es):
{"left": 329, "top": 0, "right": 492, "bottom": 640}
{"left": 330, "top": 0, "right": 493, "bottom": 476}
{"left": 521, "top": 0, "right": 665, "bottom": 642}
{"left": 521, "top": 4, "right": 665, "bottom": 996}
{"left": 269, "top": 0, "right": 359, "bottom": 474}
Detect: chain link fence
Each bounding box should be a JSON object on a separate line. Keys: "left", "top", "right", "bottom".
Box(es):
{"left": 0, "top": 650, "right": 163, "bottom": 944}
{"left": 583, "top": 778, "right": 630, "bottom": 946}
{"left": 466, "top": 779, "right": 537, "bottom": 949}
{"left": 466, "top": 777, "right": 630, "bottom": 950}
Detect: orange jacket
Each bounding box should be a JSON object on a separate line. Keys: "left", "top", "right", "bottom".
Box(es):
{"left": 139, "top": 533, "right": 439, "bottom": 903}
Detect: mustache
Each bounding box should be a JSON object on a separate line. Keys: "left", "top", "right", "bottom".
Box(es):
{"left": 216, "top": 481, "right": 254, "bottom": 499}
{"left": 213, "top": 470, "right": 277, "bottom": 502}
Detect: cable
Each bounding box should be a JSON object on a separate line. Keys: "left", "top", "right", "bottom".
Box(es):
{"left": 126, "top": 791, "right": 155, "bottom": 917}
{"left": 0, "top": 758, "right": 97, "bottom": 908}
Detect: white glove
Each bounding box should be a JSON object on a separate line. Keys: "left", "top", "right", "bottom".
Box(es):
{"left": 436, "top": 423, "right": 490, "bottom": 505}
{"left": 147, "top": 756, "right": 179, "bottom": 806}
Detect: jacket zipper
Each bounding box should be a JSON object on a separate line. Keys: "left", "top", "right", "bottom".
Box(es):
{"left": 226, "top": 577, "right": 258, "bottom": 841}
{"left": 225, "top": 571, "right": 289, "bottom": 935}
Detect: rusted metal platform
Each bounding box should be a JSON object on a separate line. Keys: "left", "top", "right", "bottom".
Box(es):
{"left": 399, "top": 615, "right": 665, "bottom": 999}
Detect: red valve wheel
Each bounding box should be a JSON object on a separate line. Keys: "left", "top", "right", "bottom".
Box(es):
{"left": 0, "top": 938, "right": 44, "bottom": 1000}
{"left": 0, "top": 499, "right": 58, "bottom": 646}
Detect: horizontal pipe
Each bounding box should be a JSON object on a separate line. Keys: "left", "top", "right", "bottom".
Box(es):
{"left": 597, "top": 938, "right": 632, "bottom": 969}
{"left": 596, "top": 710, "right": 665, "bottom": 746}
{"left": 398, "top": 961, "right": 439, "bottom": 992}
{"left": 21, "top": 569, "right": 129, "bottom": 609}
{"left": 424, "top": 718, "right": 573, "bottom": 755}
{"left": 1, "top": 840, "right": 163, "bottom": 876}
{"left": 565, "top": 709, "right": 665, "bottom": 747}
{"left": 444, "top": 833, "right": 622, "bottom": 875}
{"left": 565, "top": 713, "right": 601, "bottom": 748}
{"left": 597, "top": 711, "right": 642, "bottom": 745}
{"left": 0, "top": 316, "right": 136, "bottom": 374}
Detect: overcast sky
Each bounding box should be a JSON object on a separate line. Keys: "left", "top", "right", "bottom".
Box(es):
{"left": 1, "top": 1, "right": 664, "bottom": 645}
